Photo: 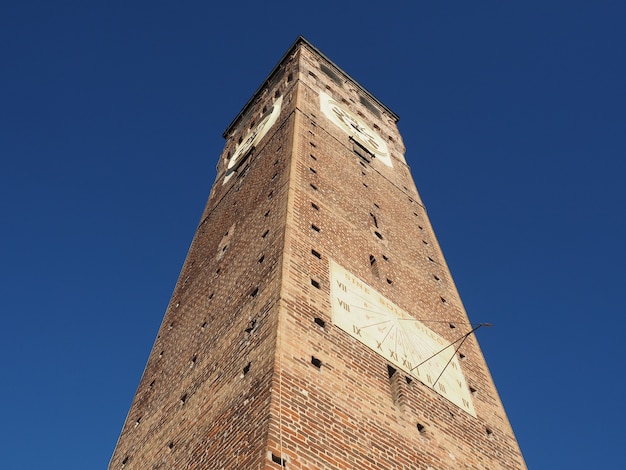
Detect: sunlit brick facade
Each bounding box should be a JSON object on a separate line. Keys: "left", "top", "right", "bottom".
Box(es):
{"left": 110, "top": 37, "right": 525, "bottom": 469}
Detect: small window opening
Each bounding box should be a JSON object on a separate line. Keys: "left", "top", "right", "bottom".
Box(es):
{"left": 422, "top": 239, "right": 428, "bottom": 245}
{"left": 311, "top": 249, "right": 321, "bottom": 259}
{"left": 245, "top": 319, "right": 256, "bottom": 333}
{"left": 486, "top": 428, "right": 493, "bottom": 438}
{"left": 271, "top": 453, "right": 286, "bottom": 466}
{"left": 310, "top": 141, "right": 316, "bottom": 148}
{"left": 264, "top": 210, "right": 270, "bottom": 217}
{"left": 428, "top": 256, "right": 434, "bottom": 262}
{"left": 470, "top": 386, "right": 477, "bottom": 395}
{"left": 386, "top": 278, "right": 393, "bottom": 284}
{"left": 353, "top": 140, "right": 373, "bottom": 162}
{"left": 374, "top": 231, "right": 383, "bottom": 240}
{"left": 250, "top": 287, "right": 259, "bottom": 297}
{"left": 320, "top": 63, "right": 342, "bottom": 85}
{"left": 311, "top": 224, "right": 320, "bottom": 232}
{"left": 201, "top": 321, "right": 207, "bottom": 329}
{"left": 370, "top": 255, "right": 379, "bottom": 277}
{"left": 309, "top": 167, "right": 317, "bottom": 174}
{"left": 180, "top": 393, "right": 188, "bottom": 404}
{"left": 216, "top": 268, "right": 221, "bottom": 274}
{"left": 267, "top": 191, "right": 273, "bottom": 199}
{"left": 310, "top": 154, "right": 317, "bottom": 160}
{"left": 387, "top": 365, "right": 397, "bottom": 379}
{"left": 440, "top": 297, "right": 447, "bottom": 303}
{"left": 287, "top": 73, "right": 293, "bottom": 82}
{"left": 149, "top": 380, "right": 155, "bottom": 387}
{"left": 374, "top": 203, "right": 380, "bottom": 209}
{"left": 258, "top": 255, "right": 265, "bottom": 263}
{"left": 209, "top": 292, "right": 214, "bottom": 300}
{"left": 382, "top": 254, "right": 389, "bottom": 261}
{"left": 310, "top": 183, "right": 318, "bottom": 191}
{"left": 434, "top": 275, "right": 440, "bottom": 281}
{"left": 168, "top": 442, "right": 174, "bottom": 449}
{"left": 459, "top": 353, "right": 466, "bottom": 360}
{"left": 370, "top": 213, "right": 378, "bottom": 228}
{"left": 314, "top": 317, "right": 325, "bottom": 328}
{"left": 405, "top": 376, "right": 413, "bottom": 385}
{"left": 243, "top": 362, "right": 251, "bottom": 375}
{"left": 262, "top": 230, "right": 269, "bottom": 238}
{"left": 271, "top": 172, "right": 278, "bottom": 180}
{"left": 311, "top": 202, "right": 319, "bottom": 210}
{"left": 311, "top": 356, "right": 322, "bottom": 368}
{"left": 309, "top": 71, "right": 317, "bottom": 79}
{"left": 417, "top": 423, "right": 426, "bottom": 433}
{"left": 191, "top": 354, "right": 197, "bottom": 364}
{"left": 449, "top": 323, "right": 456, "bottom": 329}
{"left": 363, "top": 183, "right": 368, "bottom": 188}
{"left": 122, "top": 457, "right": 129, "bottom": 465}
{"left": 418, "top": 225, "right": 424, "bottom": 230}
{"left": 311, "top": 279, "right": 320, "bottom": 289}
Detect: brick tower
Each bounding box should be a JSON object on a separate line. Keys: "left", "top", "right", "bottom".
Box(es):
{"left": 110, "top": 37, "right": 526, "bottom": 469}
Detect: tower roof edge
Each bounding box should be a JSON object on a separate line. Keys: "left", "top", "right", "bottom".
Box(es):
{"left": 222, "top": 36, "right": 399, "bottom": 138}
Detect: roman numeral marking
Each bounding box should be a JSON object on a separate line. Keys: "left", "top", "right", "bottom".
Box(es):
{"left": 352, "top": 325, "right": 362, "bottom": 336}
{"left": 338, "top": 299, "right": 350, "bottom": 312}
{"left": 336, "top": 281, "right": 347, "bottom": 292}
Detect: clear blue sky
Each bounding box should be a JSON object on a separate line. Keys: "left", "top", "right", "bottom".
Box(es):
{"left": 2, "top": 1, "right": 624, "bottom": 468}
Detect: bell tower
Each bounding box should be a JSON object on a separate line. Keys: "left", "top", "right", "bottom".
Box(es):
{"left": 110, "top": 37, "right": 526, "bottom": 469}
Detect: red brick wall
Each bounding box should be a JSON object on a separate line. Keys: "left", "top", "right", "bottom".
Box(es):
{"left": 110, "top": 39, "right": 525, "bottom": 469}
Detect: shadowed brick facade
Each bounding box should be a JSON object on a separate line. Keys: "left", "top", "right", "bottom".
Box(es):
{"left": 110, "top": 37, "right": 526, "bottom": 469}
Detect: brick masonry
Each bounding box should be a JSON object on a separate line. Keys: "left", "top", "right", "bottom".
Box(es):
{"left": 110, "top": 37, "right": 526, "bottom": 469}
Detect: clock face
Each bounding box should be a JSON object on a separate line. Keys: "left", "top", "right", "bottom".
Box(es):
{"left": 320, "top": 92, "right": 392, "bottom": 167}
{"left": 223, "top": 96, "right": 283, "bottom": 184}
{"left": 329, "top": 260, "right": 476, "bottom": 416}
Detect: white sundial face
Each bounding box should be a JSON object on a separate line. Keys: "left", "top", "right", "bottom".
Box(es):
{"left": 223, "top": 96, "right": 283, "bottom": 184}
{"left": 329, "top": 260, "right": 476, "bottom": 416}
{"left": 319, "top": 92, "right": 391, "bottom": 167}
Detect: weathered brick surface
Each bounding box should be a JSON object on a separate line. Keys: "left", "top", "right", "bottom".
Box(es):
{"left": 111, "top": 38, "right": 525, "bottom": 469}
